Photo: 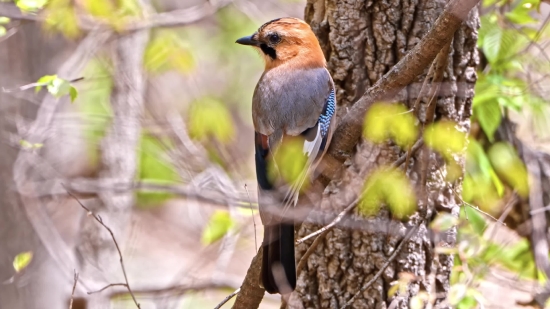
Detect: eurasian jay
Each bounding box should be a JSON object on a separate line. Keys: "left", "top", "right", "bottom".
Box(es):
{"left": 236, "top": 17, "right": 336, "bottom": 294}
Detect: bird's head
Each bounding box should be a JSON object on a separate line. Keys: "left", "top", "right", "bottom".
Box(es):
{"left": 236, "top": 17, "right": 325, "bottom": 70}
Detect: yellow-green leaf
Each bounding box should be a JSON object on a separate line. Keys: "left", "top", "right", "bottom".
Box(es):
{"left": 188, "top": 97, "right": 235, "bottom": 143}
{"left": 144, "top": 31, "right": 195, "bottom": 74}
{"left": 201, "top": 210, "right": 234, "bottom": 245}
{"left": 364, "top": 102, "right": 417, "bottom": 148}
{"left": 69, "top": 86, "right": 78, "bottom": 102}
{"left": 424, "top": 121, "right": 467, "bottom": 158}
{"left": 16, "top": 0, "right": 48, "bottom": 12}
{"left": 13, "top": 251, "right": 33, "bottom": 273}
{"left": 487, "top": 142, "right": 529, "bottom": 197}
{"left": 360, "top": 168, "right": 416, "bottom": 219}
{"left": 270, "top": 139, "right": 309, "bottom": 189}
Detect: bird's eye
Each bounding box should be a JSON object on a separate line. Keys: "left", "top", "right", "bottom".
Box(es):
{"left": 268, "top": 33, "right": 280, "bottom": 44}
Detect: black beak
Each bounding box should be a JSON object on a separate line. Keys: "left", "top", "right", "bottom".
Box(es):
{"left": 236, "top": 34, "right": 258, "bottom": 46}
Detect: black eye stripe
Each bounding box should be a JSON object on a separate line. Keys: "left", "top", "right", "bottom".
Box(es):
{"left": 260, "top": 44, "right": 277, "bottom": 60}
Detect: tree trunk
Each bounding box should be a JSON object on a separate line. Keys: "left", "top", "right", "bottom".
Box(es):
{"left": 290, "top": 1, "right": 479, "bottom": 308}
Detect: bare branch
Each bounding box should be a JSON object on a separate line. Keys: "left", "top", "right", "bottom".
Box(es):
{"left": 0, "top": 1, "right": 230, "bottom": 31}
{"left": 231, "top": 249, "right": 265, "bottom": 309}
{"left": 214, "top": 288, "right": 241, "bottom": 309}
{"left": 65, "top": 189, "right": 141, "bottom": 309}
{"left": 323, "top": 0, "right": 481, "bottom": 176}
{"left": 109, "top": 279, "right": 237, "bottom": 298}
{"left": 23, "top": 177, "right": 256, "bottom": 209}
{"left": 87, "top": 283, "right": 129, "bottom": 295}
{"left": 69, "top": 270, "right": 79, "bottom": 309}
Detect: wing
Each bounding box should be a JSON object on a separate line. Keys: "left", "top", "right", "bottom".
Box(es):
{"left": 255, "top": 88, "right": 337, "bottom": 224}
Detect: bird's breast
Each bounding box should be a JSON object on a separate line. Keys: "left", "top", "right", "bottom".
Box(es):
{"left": 252, "top": 67, "right": 332, "bottom": 138}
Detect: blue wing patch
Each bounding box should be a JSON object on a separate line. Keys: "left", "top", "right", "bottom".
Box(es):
{"left": 319, "top": 89, "right": 336, "bottom": 137}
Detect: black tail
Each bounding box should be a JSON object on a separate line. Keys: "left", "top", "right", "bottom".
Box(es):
{"left": 261, "top": 223, "right": 296, "bottom": 294}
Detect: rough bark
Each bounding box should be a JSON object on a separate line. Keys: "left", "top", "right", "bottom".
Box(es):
{"left": 287, "top": 1, "right": 480, "bottom": 308}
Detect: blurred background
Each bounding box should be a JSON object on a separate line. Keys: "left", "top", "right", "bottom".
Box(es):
{"left": 0, "top": 0, "right": 550, "bottom": 308}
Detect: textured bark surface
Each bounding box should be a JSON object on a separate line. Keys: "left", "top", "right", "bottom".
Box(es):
{"left": 290, "top": 1, "right": 480, "bottom": 308}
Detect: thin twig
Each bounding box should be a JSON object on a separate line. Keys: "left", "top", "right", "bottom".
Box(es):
{"left": 87, "top": 283, "right": 129, "bottom": 295}
{"left": 340, "top": 222, "right": 422, "bottom": 309}
{"left": 213, "top": 288, "right": 241, "bottom": 309}
{"left": 244, "top": 184, "right": 258, "bottom": 251}
{"left": 65, "top": 188, "right": 141, "bottom": 309}
{"left": 296, "top": 138, "right": 424, "bottom": 245}
{"left": 2, "top": 77, "right": 84, "bottom": 93}
{"left": 69, "top": 270, "right": 79, "bottom": 309}
{"left": 296, "top": 139, "right": 424, "bottom": 277}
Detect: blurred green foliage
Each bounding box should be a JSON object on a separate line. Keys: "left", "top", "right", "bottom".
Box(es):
{"left": 12, "top": 251, "right": 33, "bottom": 273}
{"left": 269, "top": 138, "right": 309, "bottom": 191}
{"left": 144, "top": 30, "right": 195, "bottom": 74}
{"left": 44, "top": 0, "right": 80, "bottom": 38}
{"left": 15, "top": 0, "right": 47, "bottom": 12}
{"left": 201, "top": 210, "right": 234, "bottom": 245}
{"left": 364, "top": 102, "right": 417, "bottom": 148}
{"left": 135, "top": 135, "right": 180, "bottom": 208}
{"left": 188, "top": 96, "right": 235, "bottom": 143}
{"left": 0, "top": 16, "right": 9, "bottom": 37}
{"left": 35, "top": 75, "right": 78, "bottom": 102}
{"left": 359, "top": 168, "right": 416, "bottom": 219}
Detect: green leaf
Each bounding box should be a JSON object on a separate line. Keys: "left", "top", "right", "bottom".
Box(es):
{"left": 136, "top": 135, "right": 180, "bottom": 208}
{"left": 13, "top": 251, "right": 33, "bottom": 273}
{"left": 201, "top": 210, "right": 234, "bottom": 245}
{"left": 474, "top": 99, "right": 501, "bottom": 141}
{"left": 461, "top": 206, "right": 487, "bottom": 236}
{"left": 144, "top": 31, "right": 195, "bottom": 74}
{"left": 482, "top": 26, "right": 503, "bottom": 64}
{"left": 35, "top": 74, "right": 57, "bottom": 93}
{"left": 69, "top": 85, "right": 78, "bottom": 102}
{"left": 0, "top": 26, "right": 5, "bottom": 37}
{"left": 364, "top": 102, "right": 417, "bottom": 148}
{"left": 15, "top": 0, "right": 48, "bottom": 12}
{"left": 188, "top": 97, "right": 235, "bottom": 143}
{"left": 360, "top": 168, "right": 416, "bottom": 219}
{"left": 424, "top": 121, "right": 467, "bottom": 158}
{"left": 505, "top": 0, "right": 539, "bottom": 24}
{"left": 466, "top": 139, "right": 505, "bottom": 196}
{"left": 270, "top": 139, "right": 309, "bottom": 189}
{"left": 481, "top": 25, "right": 529, "bottom": 67}
{"left": 0, "top": 17, "right": 11, "bottom": 24}
{"left": 487, "top": 142, "right": 529, "bottom": 197}
{"left": 44, "top": 5, "right": 80, "bottom": 38}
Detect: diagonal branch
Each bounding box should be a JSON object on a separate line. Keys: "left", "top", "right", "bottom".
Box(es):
{"left": 323, "top": 0, "right": 480, "bottom": 176}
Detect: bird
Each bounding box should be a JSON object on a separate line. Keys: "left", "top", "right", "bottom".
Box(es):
{"left": 236, "top": 17, "right": 337, "bottom": 294}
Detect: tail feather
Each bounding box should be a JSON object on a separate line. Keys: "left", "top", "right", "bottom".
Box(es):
{"left": 262, "top": 223, "right": 296, "bottom": 294}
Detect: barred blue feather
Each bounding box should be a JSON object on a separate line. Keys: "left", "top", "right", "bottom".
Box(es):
{"left": 319, "top": 89, "right": 336, "bottom": 137}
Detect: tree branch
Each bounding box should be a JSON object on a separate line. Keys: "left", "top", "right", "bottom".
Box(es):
{"left": 66, "top": 190, "right": 141, "bottom": 308}
{"left": 0, "top": 1, "right": 230, "bottom": 31}
{"left": 324, "top": 0, "right": 480, "bottom": 174}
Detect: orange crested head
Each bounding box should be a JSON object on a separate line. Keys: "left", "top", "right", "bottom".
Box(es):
{"left": 235, "top": 17, "right": 326, "bottom": 70}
